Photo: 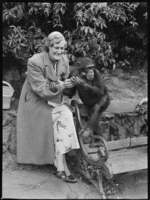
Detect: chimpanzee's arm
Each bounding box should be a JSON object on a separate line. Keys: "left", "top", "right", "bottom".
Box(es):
{"left": 63, "top": 86, "right": 77, "bottom": 98}
{"left": 77, "top": 83, "right": 102, "bottom": 96}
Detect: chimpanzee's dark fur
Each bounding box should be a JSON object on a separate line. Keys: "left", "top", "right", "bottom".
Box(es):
{"left": 63, "top": 57, "right": 110, "bottom": 133}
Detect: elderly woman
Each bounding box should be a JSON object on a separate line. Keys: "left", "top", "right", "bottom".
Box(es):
{"left": 17, "top": 31, "right": 80, "bottom": 183}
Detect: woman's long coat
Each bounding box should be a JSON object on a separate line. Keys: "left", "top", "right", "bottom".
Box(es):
{"left": 17, "top": 51, "right": 69, "bottom": 164}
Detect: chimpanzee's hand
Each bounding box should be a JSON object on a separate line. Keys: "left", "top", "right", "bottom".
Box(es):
{"left": 82, "top": 127, "right": 93, "bottom": 144}
{"left": 71, "top": 76, "right": 85, "bottom": 86}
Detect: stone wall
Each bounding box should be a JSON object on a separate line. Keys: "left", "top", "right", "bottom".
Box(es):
{"left": 3, "top": 99, "right": 18, "bottom": 170}
{"left": 3, "top": 55, "right": 26, "bottom": 99}
{"left": 3, "top": 56, "right": 25, "bottom": 169}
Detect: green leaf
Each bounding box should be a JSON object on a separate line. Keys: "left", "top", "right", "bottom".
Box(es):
{"left": 113, "top": 64, "right": 116, "bottom": 71}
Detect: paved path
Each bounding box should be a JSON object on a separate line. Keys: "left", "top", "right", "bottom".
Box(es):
{"left": 107, "top": 170, "right": 148, "bottom": 199}
{"left": 2, "top": 167, "right": 101, "bottom": 199}
{"left": 2, "top": 168, "right": 147, "bottom": 199}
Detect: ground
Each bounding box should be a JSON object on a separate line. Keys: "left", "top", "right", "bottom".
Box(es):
{"left": 104, "top": 68, "right": 147, "bottom": 102}
{"left": 2, "top": 68, "right": 148, "bottom": 199}
{"left": 2, "top": 167, "right": 147, "bottom": 199}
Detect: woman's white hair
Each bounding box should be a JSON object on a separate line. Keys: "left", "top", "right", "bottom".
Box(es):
{"left": 44, "top": 31, "right": 67, "bottom": 52}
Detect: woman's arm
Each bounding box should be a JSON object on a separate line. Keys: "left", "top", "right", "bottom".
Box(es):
{"left": 27, "top": 58, "right": 64, "bottom": 101}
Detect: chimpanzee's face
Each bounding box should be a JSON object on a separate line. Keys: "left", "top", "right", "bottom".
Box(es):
{"left": 86, "top": 68, "right": 94, "bottom": 80}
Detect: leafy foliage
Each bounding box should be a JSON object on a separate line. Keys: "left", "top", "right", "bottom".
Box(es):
{"left": 3, "top": 2, "right": 147, "bottom": 70}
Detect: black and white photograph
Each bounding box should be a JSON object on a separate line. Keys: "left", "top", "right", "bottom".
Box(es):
{"left": 2, "top": 2, "right": 148, "bottom": 199}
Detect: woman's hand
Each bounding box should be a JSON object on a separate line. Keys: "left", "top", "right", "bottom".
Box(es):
{"left": 49, "top": 82, "right": 59, "bottom": 92}
{"left": 64, "top": 79, "right": 75, "bottom": 88}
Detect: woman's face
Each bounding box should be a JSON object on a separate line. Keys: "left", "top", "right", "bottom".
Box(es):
{"left": 48, "top": 40, "right": 65, "bottom": 61}
{"left": 86, "top": 68, "right": 95, "bottom": 80}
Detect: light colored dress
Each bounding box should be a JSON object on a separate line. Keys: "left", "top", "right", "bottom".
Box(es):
{"left": 51, "top": 103, "right": 80, "bottom": 157}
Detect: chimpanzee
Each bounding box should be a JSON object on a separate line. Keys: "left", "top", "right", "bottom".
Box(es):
{"left": 63, "top": 57, "right": 110, "bottom": 135}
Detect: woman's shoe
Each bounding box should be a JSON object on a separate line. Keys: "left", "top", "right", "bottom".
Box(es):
{"left": 54, "top": 171, "right": 67, "bottom": 181}
{"left": 66, "top": 174, "right": 77, "bottom": 183}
